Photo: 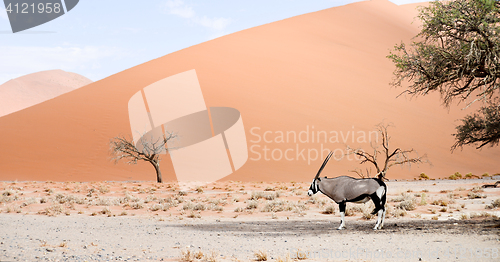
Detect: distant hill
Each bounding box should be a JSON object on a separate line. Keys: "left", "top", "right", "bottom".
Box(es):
{"left": 0, "top": 70, "right": 92, "bottom": 117}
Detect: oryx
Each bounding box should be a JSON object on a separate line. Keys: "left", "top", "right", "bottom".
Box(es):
{"left": 307, "top": 152, "right": 387, "bottom": 230}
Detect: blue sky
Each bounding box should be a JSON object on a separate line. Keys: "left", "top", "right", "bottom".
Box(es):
{"left": 0, "top": 0, "right": 424, "bottom": 85}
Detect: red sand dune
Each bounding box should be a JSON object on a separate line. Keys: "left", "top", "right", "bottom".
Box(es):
{"left": 0, "top": 69, "right": 93, "bottom": 117}
{"left": 0, "top": 0, "right": 498, "bottom": 182}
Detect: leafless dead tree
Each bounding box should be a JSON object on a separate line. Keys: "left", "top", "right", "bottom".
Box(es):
{"left": 346, "top": 123, "right": 427, "bottom": 180}
{"left": 110, "top": 131, "right": 177, "bottom": 183}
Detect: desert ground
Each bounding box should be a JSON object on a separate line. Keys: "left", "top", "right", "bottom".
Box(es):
{"left": 1, "top": 178, "right": 499, "bottom": 261}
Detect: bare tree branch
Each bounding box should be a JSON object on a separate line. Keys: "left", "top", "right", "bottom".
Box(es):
{"left": 346, "top": 123, "right": 428, "bottom": 180}
{"left": 110, "top": 131, "right": 178, "bottom": 183}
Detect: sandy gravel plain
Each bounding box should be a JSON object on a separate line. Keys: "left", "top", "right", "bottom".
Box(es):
{"left": 1, "top": 179, "right": 499, "bottom": 261}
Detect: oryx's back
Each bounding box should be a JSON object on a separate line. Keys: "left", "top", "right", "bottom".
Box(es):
{"left": 319, "top": 176, "right": 384, "bottom": 203}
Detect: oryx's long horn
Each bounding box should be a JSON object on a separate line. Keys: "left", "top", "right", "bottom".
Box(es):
{"left": 314, "top": 151, "right": 333, "bottom": 180}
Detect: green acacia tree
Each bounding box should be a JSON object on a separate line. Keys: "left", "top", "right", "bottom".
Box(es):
{"left": 388, "top": 0, "right": 500, "bottom": 150}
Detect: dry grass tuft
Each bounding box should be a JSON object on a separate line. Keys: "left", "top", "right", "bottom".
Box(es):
{"left": 261, "top": 200, "right": 286, "bottom": 212}
{"left": 391, "top": 207, "right": 407, "bottom": 217}
{"left": 206, "top": 250, "right": 219, "bottom": 262}
{"left": 345, "top": 205, "right": 362, "bottom": 216}
{"left": 322, "top": 205, "right": 336, "bottom": 214}
{"left": 181, "top": 248, "right": 195, "bottom": 262}
{"left": 295, "top": 249, "right": 308, "bottom": 260}
{"left": 254, "top": 250, "right": 268, "bottom": 261}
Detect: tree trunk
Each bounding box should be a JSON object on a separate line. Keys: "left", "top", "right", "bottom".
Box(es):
{"left": 152, "top": 161, "right": 162, "bottom": 183}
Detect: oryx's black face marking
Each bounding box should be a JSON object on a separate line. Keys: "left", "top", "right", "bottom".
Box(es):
{"left": 307, "top": 179, "right": 319, "bottom": 196}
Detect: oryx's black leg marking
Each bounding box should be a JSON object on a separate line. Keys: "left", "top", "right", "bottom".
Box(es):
{"left": 369, "top": 193, "right": 382, "bottom": 215}
{"left": 339, "top": 202, "right": 346, "bottom": 213}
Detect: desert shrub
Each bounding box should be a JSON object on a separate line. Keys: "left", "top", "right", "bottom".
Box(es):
{"left": 396, "top": 198, "right": 417, "bottom": 211}
{"left": 40, "top": 204, "right": 64, "bottom": 216}
{"left": 470, "top": 212, "right": 492, "bottom": 219}
{"left": 419, "top": 173, "right": 430, "bottom": 180}
{"left": 246, "top": 200, "right": 259, "bottom": 210}
{"left": 287, "top": 201, "right": 308, "bottom": 213}
{"left": 486, "top": 198, "right": 500, "bottom": 209}
{"left": 431, "top": 198, "right": 449, "bottom": 206}
{"left": 234, "top": 207, "right": 244, "bottom": 212}
{"left": 209, "top": 205, "right": 223, "bottom": 212}
{"left": 361, "top": 203, "right": 375, "bottom": 220}
{"left": 195, "top": 186, "right": 204, "bottom": 193}
{"left": 250, "top": 191, "right": 278, "bottom": 201}
{"left": 249, "top": 191, "right": 265, "bottom": 200}
{"left": 187, "top": 211, "right": 201, "bottom": 218}
{"left": 129, "top": 202, "right": 144, "bottom": 209}
{"left": 96, "top": 198, "right": 112, "bottom": 206}
{"left": 391, "top": 192, "right": 415, "bottom": 204}
{"left": 322, "top": 205, "right": 336, "bottom": 214}
{"left": 482, "top": 173, "right": 490, "bottom": 177}
{"left": 150, "top": 204, "right": 162, "bottom": 211}
{"left": 261, "top": 200, "right": 286, "bottom": 212}
{"left": 419, "top": 193, "right": 427, "bottom": 205}
{"left": 471, "top": 186, "right": 484, "bottom": 193}
{"left": 98, "top": 185, "right": 110, "bottom": 194}
{"left": 144, "top": 195, "right": 158, "bottom": 204}
{"left": 468, "top": 192, "right": 486, "bottom": 199}
{"left": 2, "top": 189, "right": 14, "bottom": 196}
{"left": 100, "top": 207, "right": 111, "bottom": 216}
{"left": 193, "top": 203, "right": 206, "bottom": 211}
{"left": 182, "top": 202, "right": 194, "bottom": 210}
{"left": 345, "top": 205, "right": 362, "bottom": 216}
{"left": 449, "top": 172, "right": 462, "bottom": 180}
{"left": 391, "top": 208, "right": 407, "bottom": 217}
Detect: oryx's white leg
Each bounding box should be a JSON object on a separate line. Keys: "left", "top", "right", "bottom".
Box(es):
{"left": 380, "top": 209, "right": 386, "bottom": 229}
{"left": 373, "top": 209, "right": 383, "bottom": 230}
{"left": 338, "top": 212, "right": 345, "bottom": 230}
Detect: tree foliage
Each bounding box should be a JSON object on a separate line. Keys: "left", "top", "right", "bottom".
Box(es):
{"left": 388, "top": 0, "right": 500, "bottom": 149}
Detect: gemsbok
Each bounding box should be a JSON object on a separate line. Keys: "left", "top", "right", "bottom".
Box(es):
{"left": 307, "top": 152, "right": 387, "bottom": 230}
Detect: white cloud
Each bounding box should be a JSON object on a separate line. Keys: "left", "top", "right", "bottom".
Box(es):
{"left": 197, "top": 16, "right": 231, "bottom": 31}
{"left": 0, "top": 8, "right": 7, "bottom": 20}
{"left": 164, "top": 0, "right": 195, "bottom": 18}
{"left": 163, "top": 0, "right": 231, "bottom": 32}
